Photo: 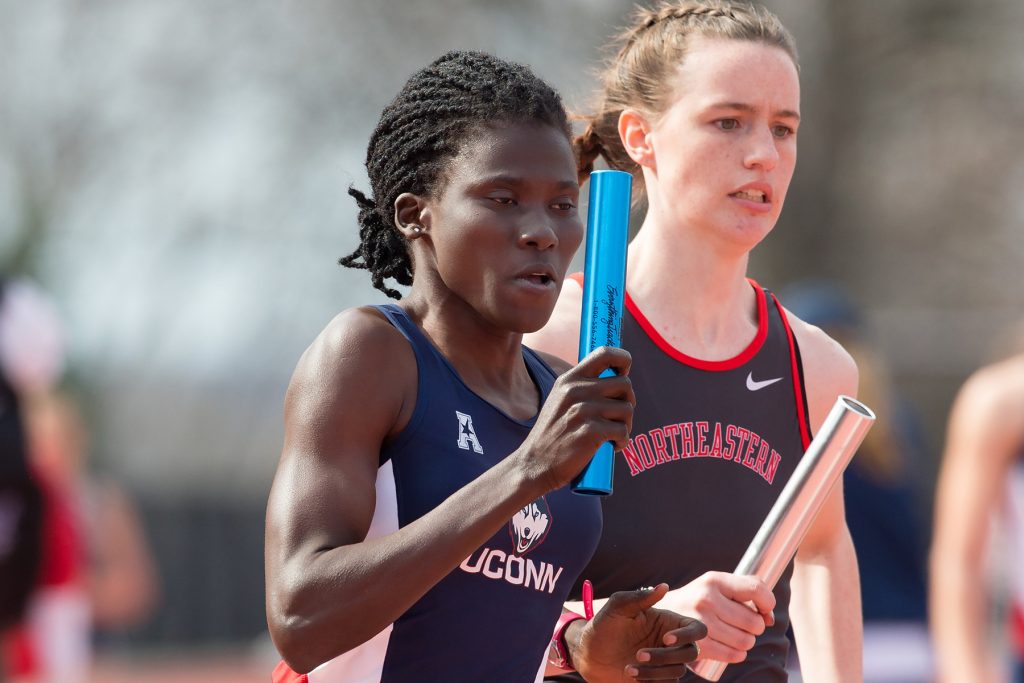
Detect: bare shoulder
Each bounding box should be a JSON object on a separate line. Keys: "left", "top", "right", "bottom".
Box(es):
{"left": 268, "top": 307, "right": 416, "bottom": 602}
{"left": 782, "top": 309, "right": 859, "bottom": 430}
{"left": 959, "top": 354, "right": 1024, "bottom": 409}
{"left": 523, "top": 276, "right": 583, "bottom": 365}
{"left": 291, "top": 306, "right": 410, "bottom": 389}
{"left": 950, "top": 354, "right": 1024, "bottom": 444}
{"left": 285, "top": 305, "right": 416, "bottom": 446}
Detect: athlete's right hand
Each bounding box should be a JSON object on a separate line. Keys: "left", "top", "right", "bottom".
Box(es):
{"left": 515, "top": 346, "right": 634, "bottom": 492}
{"left": 654, "top": 572, "right": 775, "bottom": 665}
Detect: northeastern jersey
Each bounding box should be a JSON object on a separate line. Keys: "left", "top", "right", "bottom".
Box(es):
{"left": 562, "top": 278, "right": 811, "bottom": 683}
{"left": 273, "top": 304, "right": 602, "bottom": 683}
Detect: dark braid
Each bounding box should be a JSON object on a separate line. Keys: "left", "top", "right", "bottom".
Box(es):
{"left": 341, "top": 51, "right": 572, "bottom": 299}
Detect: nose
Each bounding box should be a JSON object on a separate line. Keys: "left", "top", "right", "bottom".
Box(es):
{"left": 744, "top": 126, "right": 780, "bottom": 172}
{"left": 517, "top": 209, "right": 558, "bottom": 251}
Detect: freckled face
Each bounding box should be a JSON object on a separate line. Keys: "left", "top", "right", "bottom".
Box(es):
{"left": 648, "top": 37, "right": 800, "bottom": 248}
{"left": 420, "top": 123, "right": 583, "bottom": 334}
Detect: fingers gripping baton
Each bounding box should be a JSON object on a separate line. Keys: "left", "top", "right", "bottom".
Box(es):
{"left": 689, "top": 396, "right": 876, "bottom": 680}
{"left": 572, "top": 170, "right": 631, "bottom": 496}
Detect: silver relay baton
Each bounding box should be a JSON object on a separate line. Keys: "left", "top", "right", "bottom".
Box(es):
{"left": 689, "top": 396, "right": 875, "bottom": 681}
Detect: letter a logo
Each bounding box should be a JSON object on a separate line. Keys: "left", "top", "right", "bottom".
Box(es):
{"left": 456, "top": 411, "right": 484, "bottom": 454}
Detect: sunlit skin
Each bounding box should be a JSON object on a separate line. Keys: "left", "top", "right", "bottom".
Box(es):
{"left": 403, "top": 123, "right": 584, "bottom": 340}
{"left": 527, "top": 36, "right": 863, "bottom": 682}
{"left": 930, "top": 355, "right": 1024, "bottom": 683}
{"left": 396, "top": 123, "right": 583, "bottom": 419}
{"left": 266, "top": 118, "right": 709, "bottom": 679}
{"left": 637, "top": 36, "right": 800, "bottom": 258}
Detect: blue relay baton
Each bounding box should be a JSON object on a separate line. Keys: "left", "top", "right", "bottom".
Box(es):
{"left": 571, "top": 170, "right": 631, "bottom": 496}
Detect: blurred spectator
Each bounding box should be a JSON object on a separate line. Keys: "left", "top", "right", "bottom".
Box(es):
{"left": 0, "top": 278, "right": 64, "bottom": 682}
{"left": 0, "top": 279, "right": 157, "bottom": 683}
{"left": 781, "top": 280, "right": 933, "bottom": 682}
{"left": 930, "top": 331, "right": 1024, "bottom": 683}
{"left": 14, "top": 392, "right": 90, "bottom": 683}
{"left": 27, "top": 391, "right": 158, "bottom": 632}
{"left": 14, "top": 390, "right": 159, "bottom": 683}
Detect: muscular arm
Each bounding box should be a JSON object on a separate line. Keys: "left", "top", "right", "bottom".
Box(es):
{"left": 265, "top": 309, "right": 547, "bottom": 672}
{"left": 787, "top": 315, "right": 862, "bottom": 683}
{"left": 266, "top": 308, "right": 635, "bottom": 673}
{"left": 929, "top": 360, "right": 1024, "bottom": 683}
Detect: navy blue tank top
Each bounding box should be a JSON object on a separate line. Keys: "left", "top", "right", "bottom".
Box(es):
{"left": 552, "top": 280, "right": 810, "bottom": 683}
{"left": 275, "top": 304, "right": 603, "bottom": 683}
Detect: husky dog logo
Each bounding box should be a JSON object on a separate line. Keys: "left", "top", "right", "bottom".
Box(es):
{"left": 455, "top": 411, "right": 483, "bottom": 454}
{"left": 509, "top": 497, "right": 551, "bottom": 557}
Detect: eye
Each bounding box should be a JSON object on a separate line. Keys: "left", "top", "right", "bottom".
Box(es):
{"left": 551, "top": 199, "right": 577, "bottom": 212}
{"left": 715, "top": 118, "right": 740, "bottom": 131}
{"left": 488, "top": 196, "right": 516, "bottom": 206}
{"left": 772, "top": 124, "right": 795, "bottom": 139}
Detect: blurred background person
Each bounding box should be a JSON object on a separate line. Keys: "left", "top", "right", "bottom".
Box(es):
{"left": 0, "top": 277, "right": 157, "bottom": 683}
{"left": 930, "top": 329, "right": 1024, "bottom": 683}
{"left": 782, "top": 281, "right": 933, "bottom": 683}
{"left": 0, "top": 277, "right": 64, "bottom": 682}
{"left": 20, "top": 390, "right": 158, "bottom": 683}
{"left": 8, "top": 389, "right": 90, "bottom": 683}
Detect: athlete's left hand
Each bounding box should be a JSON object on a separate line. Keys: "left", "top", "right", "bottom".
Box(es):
{"left": 568, "top": 584, "right": 707, "bottom": 682}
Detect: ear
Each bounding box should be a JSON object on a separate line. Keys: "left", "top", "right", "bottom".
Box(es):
{"left": 394, "top": 192, "right": 429, "bottom": 239}
{"left": 618, "top": 108, "right": 656, "bottom": 171}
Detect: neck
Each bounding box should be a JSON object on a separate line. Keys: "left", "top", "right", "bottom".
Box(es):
{"left": 626, "top": 213, "right": 759, "bottom": 360}
{"left": 399, "top": 289, "right": 538, "bottom": 417}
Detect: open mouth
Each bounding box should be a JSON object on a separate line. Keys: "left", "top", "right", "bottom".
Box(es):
{"left": 522, "top": 272, "right": 554, "bottom": 286}
{"left": 516, "top": 264, "right": 556, "bottom": 287}
{"left": 730, "top": 189, "right": 768, "bottom": 203}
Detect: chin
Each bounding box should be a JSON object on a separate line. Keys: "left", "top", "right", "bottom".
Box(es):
{"left": 515, "top": 313, "right": 554, "bottom": 335}
{"left": 496, "top": 294, "right": 558, "bottom": 335}
{"left": 730, "top": 217, "right": 776, "bottom": 248}
{"left": 501, "top": 306, "right": 555, "bottom": 336}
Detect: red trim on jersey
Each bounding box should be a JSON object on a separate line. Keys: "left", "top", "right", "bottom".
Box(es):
{"left": 567, "top": 272, "right": 584, "bottom": 288}
{"left": 772, "top": 293, "right": 812, "bottom": 450}
{"left": 1, "top": 627, "right": 38, "bottom": 677}
{"left": 34, "top": 467, "right": 84, "bottom": 587}
{"left": 272, "top": 660, "right": 309, "bottom": 683}
{"left": 1011, "top": 603, "right": 1024, "bottom": 654}
{"left": 624, "top": 279, "right": 769, "bottom": 372}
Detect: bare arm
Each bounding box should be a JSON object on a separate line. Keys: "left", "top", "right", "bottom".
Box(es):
{"left": 88, "top": 482, "right": 159, "bottom": 628}
{"left": 787, "top": 315, "right": 862, "bottom": 683}
{"left": 929, "top": 360, "right": 1024, "bottom": 683}
{"left": 265, "top": 307, "right": 635, "bottom": 673}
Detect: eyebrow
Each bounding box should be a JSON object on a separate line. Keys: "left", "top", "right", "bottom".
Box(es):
{"left": 707, "top": 101, "right": 801, "bottom": 121}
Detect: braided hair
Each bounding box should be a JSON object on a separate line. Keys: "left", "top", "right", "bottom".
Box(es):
{"left": 575, "top": 1, "right": 798, "bottom": 188}
{"left": 341, "top": 51, "right": 572, "bottom": 299}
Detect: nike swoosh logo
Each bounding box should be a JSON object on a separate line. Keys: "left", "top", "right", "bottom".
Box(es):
{"left": 746, "top": 372, "right": 783, "bottom": 391}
